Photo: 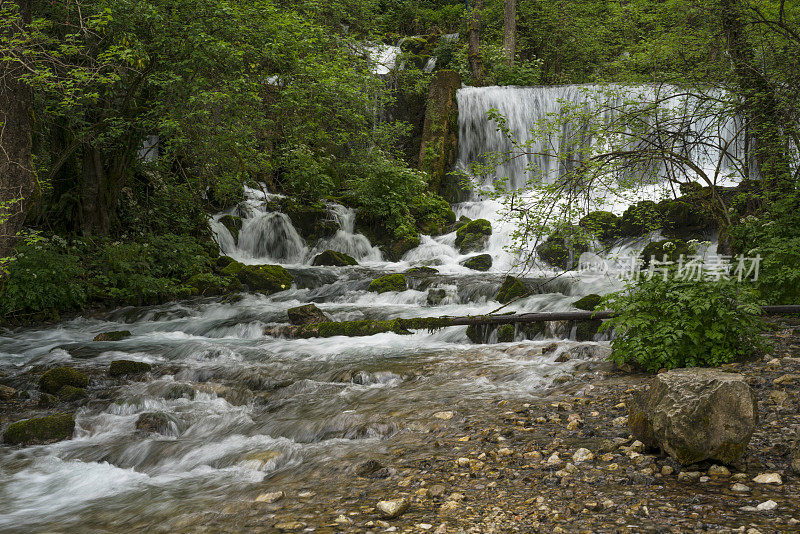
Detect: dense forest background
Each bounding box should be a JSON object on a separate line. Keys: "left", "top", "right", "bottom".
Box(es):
{"left": 0, "top": 0, "right": 798, "bottom": 322}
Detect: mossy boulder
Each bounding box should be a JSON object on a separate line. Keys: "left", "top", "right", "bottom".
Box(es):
{"left": 369, "top": 274, "right": 408, "bottom": 294}
{"left": 220, "top": 260, "right": 246, "bottom": 277}
{"left": 620, "top": 201, "right": 664, "bottom": 237}
{"left": 454, "top": 219, "right": 492, "bottom": 254}
{"left": 39, "top": 367, "right": 89, "bottom": 394}
{"left": 579, "top": 211, "right": 621, "bottom": 242}
{"left": 186, "top": 273, "right": 241, "bottom": 296}
{"left": 312, "top": 250, "right": 358, "bottom": 267}
{"left": 640, "top": 239, "right": 691, "bottom": 267}
{"left": 215, "top": 255, "right": 237, "bottom": 270}
{"left": 2, "top": 413, "right": 75, "bottom": 445}
{"left": 234, "top": 264, "right": 294, "bottom": 294}
{"left": 406, "top": 266, "right": 439, "bottom": 275}
{"left": 93, "top": 331, "right": 132, "bottom": 342}
{"left": 572, "top": 294, "right": 603, "bottom": 311}
{"left": 536, "top": 226, "right": 590, "bottom": 270}
{"left": 280, "top": 200, "right": 338, "bottom": 243}
{"left": 496, "top": 276, "right": 526, "bottom": 304}
{"left": 109, "top": 360, "right": 152, "bottom": 377}
{"left": 219, "top": 214, "right": 243, "bottom": 244}
{"left": 411, "top": 195, "right": 457, "bottom": 236}
{"left": 575, "top": 319, "right": 602, "bottom": 341}
{"left": 657, "top": 199, "right": 715, "bottom": 239}
{"left": 497, "top": 324, "right": 516, "bottom": 343}
{"left": 388, "top": 232, "right": 421, "bottom": 261}
{"left": 268, "top": 319, "right": 413, "bottom": 338}
{"left": 461, "top": 254, "right": 493, "bottom": 271}
{"left": 287, "top": 304, "right": 329, "bottom": 326}
{"left": 426, "top": 288, "right": 447, "bottom": 306}
{"left": 57, "top": 385, "right": 88, "bottom": 402}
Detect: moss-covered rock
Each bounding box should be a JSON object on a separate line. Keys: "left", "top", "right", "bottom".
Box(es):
{"left": 93, "top": 331, "right": 132, "bottom": 342}
{"left": 454, "top": 219, "right": 492, "bottom": 253}
{"left": 496, "top": 276, "right": 526, "bottom": 304}
{"left": 640, "top": 239, "right": 691, "bottom": 267}
{"left": 497, "top": 324, "right": 516, "bottom": 342}
{"left": 235, "top": 264, "right": 294, "bottom": 294}
{"left": 368, "top": 274, "right": 408, "bottom": 294}
{"left": 406, "top": 266, "right": 439, "bottom": 275}
{"left": 268, "top": 319, "right": 413, "bottom": 338}
{"left": 287, "top": 304, "right": 329, "bottom": 325}
{"left": 575, "top": 319, "right": 602, "bottom": 341}
{"left": 536, "top": 226, "right": 590, "bottom": 270}
{"left": 219, "top": 214, "right": 243, "bottom": 244}
{"left": 572, "top": 294, "right": 603, "bottom": 311}
{"left": 2, "top": 413, "right": 75, "bottom": 445}
{"left": 461, "top": 254, "right": 493, "bottom": 271}
{"left": 657, "top": 199, "right": 715, "bottom": 239}
{"left": 108, "top": 360, "right": 152, "bottom": 377}
{"left": 39, "top": 367, "right": 89, "bottom": 394}
{"left": 426, "top": 288, "right": 446, "bottom": 306}
{"left": 57, "top": 385, "right": 88, "bottom": 402}
{"left": 283, "top": 201, "right": 338, "bottom": 243}
{"left": 620, "top": 201, "right": 664, "bottom": 237}
{"left": 411, "top": 195, "right": 457, "bottom": 236}
{"left": 312, "top": 250, "right": 358, "bottom": 267}
{"left": 388, "top": 232, "right": 421, "bottom": 261}
{"left": 419, "top": 70, "right": 462, "bottom": 199}
{"left": 187, "top": 273, "right": 241, "bottom": 296}
{"left": 215, "top": 255, "right": 236, "bottom": 270}
{"left": 38, "top": 393, "right": 58, "bottom": 408}
{"left": 220, "top": 260, "right": 245, "bottom": 277}
{"left": 579, "top": 211, "right": 621, "bottom": 242}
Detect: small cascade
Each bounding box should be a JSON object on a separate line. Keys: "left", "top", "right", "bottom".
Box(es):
{"left": 236, "top": 212, "right": 307, "bottom": 263}
{"left": 313, "top": 204, "right": 382, "bottom": 262}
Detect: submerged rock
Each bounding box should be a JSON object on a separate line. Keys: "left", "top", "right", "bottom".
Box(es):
{"left": 109, "top": 360, "right": 152, "bottom": 377}
{"left": 135, "top": 412, "right": 176, "bottom": 435}
{"left": 536, "top": 226, "right": 589, "bottom": 270}
{"left": 2, "top": 413, "right": 75, "bottom": 445}
{"left": 461, "top": 254, "right": 492, "bottom": 271}
{"left": 406, "top": 266, "right": 439, "bottom": 275}
{"left": 287, "top": 304, "right": 329, "bottom": 325}
{"left": 496, "top": 276, "right": 526, "bottom": 304}
{"left": 629, "top": 368, "right": 757, "bottom": 465}
{"left": 57, "top": 385, "right": 88, "bottom": 402}
{"left": 311, "top": 249, "right": 358, "bottom": 267}
{"left": 0, "top": 384, "right": 17, "bottom": 400}
{"left": 369, "top": 274, "right": 407, "bottom": 294}
{"left": 93, "top": 330, "right": 132, "bottom": 342}
{"left": 427, "top": 288, "right": 447, "bottom": 306}
{"left": 39, "top": 367, "right": 89, "bottom": 394}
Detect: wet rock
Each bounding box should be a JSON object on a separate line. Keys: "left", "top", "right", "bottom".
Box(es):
{"left": 376, "top": 498, "right": 409, "bottom": 519}
{"left": 368, "top": 274, "right": 407, "bottom": 294}
{"left": 37, "top": 393, "right": 58, "bottom": 408}
{"left": 752, "top": 473, "right": 782, "bottom": 485}
{"left": 406, "top": 266, "right": 439, "bottom": 275}
{"left": 454, "top": 219, "right": 492, "bottom": 253}
{"left": 579, "top": 211, "right": 621, "bottom": 242}
{"left": 287, "top": 303, "right": 329, "bottom": 325}
{"left": 461, "top": 254, "right": 492, "bottom": 271}
{"left": 0, "top": 384, "right": 17, "bottom": 400}
{"left": 427, "top": 288, "right": 447, "bottom": 306}
{"left": 708, "top": 465, "right": 730, "bottom": 477}
{"left": 439, "top": 500, "right": 460, "bottom": 516}
{"left": 628, "top": 368, "right": 757, "bottom": 465}
{"left": 434, "top": 411, "right": 454, "bottom": 420}
{"left": 274, "top": 521, "right": 305, "bottom": 531}
{"left": 231, "top": 264, "right": 294, "bottom": 294}
{"left": 355, "top": 459, "right": 390, "bottom": 478}
{"left": 311, "top": 250, "right": 358, "bottom": 267}
{"left": 218, "top": 214, "right": 243, "bottom": 244}
{"left": 135, "top": 412, "right": 177, "bottom": 435}
{"left": 267, "top": 319, "right": 412, "bottom": 338}
{"left": 496, "top": 276, "right": 526, "bottom": 304}
{"left": 57, "top": 385, "right": 87, "bottom": 402}
{"left": 572, "top": 294, "right": 603, "bottom": 311}
{"left": 243, "top": 450, "right": 283, "bottom": 471}
{"left": 109, "top": 360, "right": 152, "bottom": 377}
{"left": 546, "top": 452, "right": 562, "bottom": 466}
{"left": 428, "top": 484, "right": 446, "bottom": 499}
{"left": 731, "top": 483, "right": 750, "bottom": 493}
{"left": 93, "top": 330, "right": 132, "bottom": 342}
{"left": 572, "top": 448, "right": 594, "bottom": 464}
{"left": 496, "top": 324, "right": 515, "bottom": 343}
{"left": 255, "top": 491, "right": 284, "bottom": 503}
{"left": 620, "top": 200, "right": 663, "bottom": 237}
{"left": 2, "top": 413, "right": 75, "bottom": 445}
{"left": 536, "top": 226, "right": 590, "bottom": 270}
{"left": 39, "top": 367, "right": 89, "bottom": 394}
{"left": 756, "top": 500, "right": 778, "bottom": 511}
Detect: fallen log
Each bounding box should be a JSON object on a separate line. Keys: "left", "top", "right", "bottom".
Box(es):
{"left": 263, "top": 305, "right": 800, "bottom": 339}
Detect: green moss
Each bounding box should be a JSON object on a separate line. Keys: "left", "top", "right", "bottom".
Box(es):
{"left": 108, "top": 360, "right": 152, "bottom": 377}
{"left": 657, "top": 199, "right": 715, "bottom": 239}
{"left": 389, "top": 233, "right": 421, "bottom": 260}
{"left": 461, "top": 254, "right": 493, "bottom": 271}
{"left": 410, "top": 194, "right": 456, "bottom": 236}
{"left": 220, "top": 260, "right": 246, "bottom": 277}
{"left": 579, "top": 211, "right": 621, "bottom": 241}
{"left": 520, "top": 322, "right": 545, "bottom": 340}
{"left": 215, "top": 256, "right": 236, "bottom": 270}
{"left": 497, "top": 324, "right": 516, "bottom": 342}
{"left": 218, "top": 214, "right": 243, "bottom": 244}
{"left": 536, "top": 226, "right": 590, "bottom": 270}
{"left": 235, "top": 264, "right": 294, "bottom": 294}
{"left": 2, "top": 413, "right": 75, "bottom": 445}
{"left": 187, "top": 273, "right": 240, "bottom": 296}
{"left": 640, "top": 239, "right": 691, "bottom": 267}
{"left": 405, "top": 266, "right": 439, "bottom": 275}
{"left": 496, "top": 276, "right": 526, "bottom": 304}
{"left": 39, "top": 367, "right": 89, "bottom": 394}
{"left": 57, "top": 385, "right": 88, "bottom": 401}
{"left": 283, "top": 201, "right": 338, "bottom": 242}
{"left": 400, "top": 317, "right": 455, "bottom": 330}
{"left": 93, "top": 330, "right": 132, "bottom": 342}
{"left": 620, "top": 201, "right": 664, "bottom": 237}
{"left": 454, "top": 219, "right": 492, "bottom": 253}
{"left": 465, "top": 324, "right": 482, "bottom": 343}
{"left": 575, "top": 319, "right": 602, "bottom": 341}
{"left": 573, "top": 294, "right": 603, "bottom": 311}
{"left": 300, "top": 319, "right": 412, "bottom": 338}
{"left": 368, "top": 274, "right": 408, "bottom": 294}
{"left": 312, "top": 250, "right": 358, "bottom": 267}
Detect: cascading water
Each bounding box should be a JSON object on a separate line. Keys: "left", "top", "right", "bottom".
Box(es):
{"left": 0, "top": 84, "right": 732, "bottom": 531}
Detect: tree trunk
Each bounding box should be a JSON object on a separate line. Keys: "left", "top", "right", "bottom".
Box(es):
{"left": 80, "top": 142, "right": 131, "bottom": 235}
{"left": 719, "top": 0, "right": 792, "bottom": 191}
{"left": 503, "top": 0, "right": 517, "bottom": 67}
{"left": 0, "top": 0, "right": 36, "bottom": 259}
{"left": 467, "top": 0, "right": 484, "bottom": 86}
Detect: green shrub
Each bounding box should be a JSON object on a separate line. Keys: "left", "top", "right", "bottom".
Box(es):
{"left": 601, "top": 276, "right": 765, "bottom": 372}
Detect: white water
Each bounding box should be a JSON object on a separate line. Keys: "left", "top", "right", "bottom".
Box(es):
{"left": 0, "top": 84, "right": 736, "bottom": 531}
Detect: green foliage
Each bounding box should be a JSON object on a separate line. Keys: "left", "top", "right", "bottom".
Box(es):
{"left": 579, "top": 211, "right": 621, "bottom": 242}
{"left": 601, "top": 276, "right": 765, "bottom": 372}
{"left": 640, "top": 239, "right": 691, "bottom": 267}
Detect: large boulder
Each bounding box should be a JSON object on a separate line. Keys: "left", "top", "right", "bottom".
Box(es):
{"left": 368, "top": 274, "right": 407, "bottom": 294}
{"left": 628, "top": 369, "right": 758, "bottom": 465}
{"left": 109, "top": 360, "right": 152, "bottom": 377}
{"left": 282, "top": 201, "right": 338, "bottom": 243}
{"left": 39, "top": 367, "right": 89, "bottom": 395}
{"left": 461, "top": 254, "right": 492, "bottom": 271}
{"left": 454, "top": 219, "right": 492, "bottom": 254}
{"left": 536, "top": 226, "right": 590, "bottom": 270}
{"left": 620, "top": 201, "right": 664, "bottom": 237}
{"left": 579, "top": 211, "right": 621, "bottom": 242}
{"left": 496, "top": 276, "right": 526, "bottom": 304}
{"left": 222, "top": 262, "right": 294, "bottom": 294}
{"left": 2, "top": 413, "right": 75, "bottom": 445}
{"left": 287, "top": 304, "right": 329, "bottom": 325}
{"left": 312, "top": 250, "right": 358, "bottom": 267}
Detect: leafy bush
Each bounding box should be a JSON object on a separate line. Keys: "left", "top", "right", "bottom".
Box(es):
{"left": 601, "top": 276, "right": 765, "bottom": 371}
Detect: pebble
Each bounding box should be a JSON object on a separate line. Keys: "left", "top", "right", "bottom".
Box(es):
{"left": 523, "top": 451, "right": 542, "bottom": 460}
{"left": 274, "top": 522, "right": 305, "bottom": 531}
{"left": 611, "top": 416, "right": 628, "bottom": 426}
{"left": 376, "top": 498, "right": 409, "bottom": 519}
{"left": 439, "top": 501, "right": 460, "bottom": 515}
{"left": 434, "top": 411, "right": 454, "bottom": 420}
{"left": 708, "top": 465, "right": 730, "bottom": 476}
{"left": 298, "top": 491, "right": 315, "bottom": 498}
{"left": 546, "top": 452, "right": 562, "bottom": 466}
{"left": 756, "top": 500, "right": 778, "bottom": 511}
{"left": 752, "top": 473, "right": 782, "bottom": 485}
{"left": 255, "top": 491, "right": 285, "bottom": 503}
{"left": 417, "top": 524, "right": 433, "bottom": 530}
{"left": 627, "top": 440, "right": 645, "bottom": 453}
{"left": 0, "top": 384, "right": 16, "bottom": 400}
{"left": 428, "top": 484, "right": 446, "bottom": 499}
{"left": 497, "top": 447, "right": 514, "bottom": 457}
{"left": 661, "top": 465, "right": 674, "bottom": 476}
{"left": 572, "top": 448, "right": 594, "bottom": 464}
{"left": 678, "top": 471, "right": 701, "bottom": 482}
{"left": 731, "top": 483, "right": 750, "bottom": 493}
